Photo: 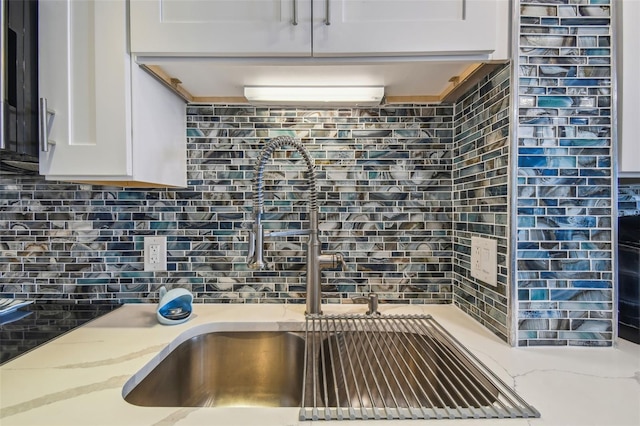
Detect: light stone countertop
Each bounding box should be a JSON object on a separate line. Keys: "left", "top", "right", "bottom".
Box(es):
{"left": 0, "top": 303, "right": 638, "bottom": 426}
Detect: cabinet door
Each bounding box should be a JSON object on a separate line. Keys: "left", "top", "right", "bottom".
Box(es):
{"left": 130, "top": 0, "right": 312, "bottom": 57}
{"left": 312, "top": 0, "right": 508, "bottom": 58}
{"left": 39, "top": 0, "right": 132, "bottom": 178}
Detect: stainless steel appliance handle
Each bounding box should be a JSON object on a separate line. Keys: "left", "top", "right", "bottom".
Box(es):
{"left": 1, "top": 0, "right": 7, "bottom": 150}
{"left": 38, "top": 98, "right": 56, "bottom": 152}
{"left": 325, "top": 0, "right": 330, "bottom": 25}
{"left": 292, "top": 0, "right": 298, "bottom": 25}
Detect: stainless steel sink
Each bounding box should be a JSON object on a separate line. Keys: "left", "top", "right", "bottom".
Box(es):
{"left": 123, "top": 317, "right": 539, "bottom": 421}
{"left": 124, "top": 331, "right": 305, "bottom": 407}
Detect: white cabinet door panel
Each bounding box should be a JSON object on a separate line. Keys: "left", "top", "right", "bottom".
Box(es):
{"left": 39, "top": 0, "right": 187, "bottom": 187}
{"left": 313, "top": 0, "right": 503, "bottom": 57}
{"left": 130, "top": 0, "right": 312, "bottom": 56}
{"left": 39, "top": 0, "right": 131, "bottom": 178}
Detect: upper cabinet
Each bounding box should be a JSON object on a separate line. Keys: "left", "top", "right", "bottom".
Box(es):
{"left": 130, "top": 0, "right": 508, "bottom": 59}
{"left": 38, "top": 0, "right": 186, "bottom": 187}
{"left": 129, "top": 0, "right": 510, "bottom": 102}
{"left": 617, "top": 0, "right": 640, "bottom": 177}
{"left": 130, "top": 0, "right": 311, "bottom": 56}
{"left": 313, "top": 0, "right": 507, "bottom": 58}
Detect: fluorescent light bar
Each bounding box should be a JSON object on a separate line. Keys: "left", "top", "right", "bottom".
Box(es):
{"left": 244, "top": 86, "right": 384, "bottom": 107}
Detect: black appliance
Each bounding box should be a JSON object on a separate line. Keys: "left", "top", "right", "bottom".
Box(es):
{"left": 1, "top": 0, "right": 39, "bottom": 174}
{"left": 618, "top": 215, "right": 640, "bottom": 344}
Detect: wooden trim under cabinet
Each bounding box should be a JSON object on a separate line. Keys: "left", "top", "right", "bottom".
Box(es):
{"left": 140, "top": 63, "right": 506, "bottom": 106}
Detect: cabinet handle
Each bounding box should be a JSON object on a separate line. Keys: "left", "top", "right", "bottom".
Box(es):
{"left": 1, "top": 0, "right": 6, "bottom": 150}
{"left": 292, "top": 0, "right": 298, "bottom": 25}
{"left": 38, "top": 98, "right": 56, "bottom": 152}
{"left": 325, "top": 0, "right": 330, "bottom": 25}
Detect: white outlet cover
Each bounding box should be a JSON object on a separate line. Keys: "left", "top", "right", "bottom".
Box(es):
{"left": 144, "top": 236, "right": 167, "bottom": 272}
{"left": 470, "top": 236, "right": 497, "bottom": 287}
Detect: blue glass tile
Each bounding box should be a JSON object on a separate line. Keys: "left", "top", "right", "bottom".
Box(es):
{"left": 518, "top": 156, "right": 577, "bottom": 168}
{"left": 150, "top": 222, "right": 178, "bottom": 230}
{"left": 518, "top": 250, "right": 550, "bottom": 258}
{"left": 518, "top": 156, "right": 546, "bottom": 167}
{"left": 597, "top": 157, "right": 611, "bottom": 167}
{"left": 561, "top": 79, "right": 603, "bottom": 87}
{"left": 574, "top": 280, "right": 610, "bottom": 289}
{"left": 519, "top": 147, "right": 545, "bottom": 155}
{"left": 187, "top": 128, "right": 204, "bottom": 137}
{"left": 569, "top": 118, "right": 589, "bottom": 125}
{"left": 560, "top": 18, "right": 609, "bottom": 26}
{"left": 538, "top": 96, "right": 573, "bottom": 107}
{"left": 583, "top": 48, "right": 610, "bottom": 56}
{"left": 518, "top": 331, "right": 538, "bottom": 339}
{"left": 540, "top": 18, "right": 559, "bottom": 25}
{"left": 78, "top": 278, "right": 111, "bottom": 285}
{"left": 521, "top": 309, "right": 562, "bottom": 319}
{"left": 559, "top": 138, "right": 607, "bottom": 147}
{"left": 531, "top": 289, "right": 549, "bottom": 301}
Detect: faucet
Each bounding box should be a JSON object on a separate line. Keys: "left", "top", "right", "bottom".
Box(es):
{"left": 246, "top": 136, "right": 346, "bottom": 314}
{"left": 351, "top": 293, "right": 380, "bottom": 316}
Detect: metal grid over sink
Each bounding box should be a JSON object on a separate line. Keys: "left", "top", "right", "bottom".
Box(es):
{"left": 300, "top": 314, "right": 540, "bottom": 421}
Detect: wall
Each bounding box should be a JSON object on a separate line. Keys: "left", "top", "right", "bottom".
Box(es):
{"left": 514, "top": 0, "right": 615, "bottom": 346}
{"left": 0, "top": 106, "right": 457, "bottom": 306}
{"left": 0, "top": 0, "right": 619, "bottom": 347}
{"left": 452, "top": 65, "right": 512, "bottom": 341}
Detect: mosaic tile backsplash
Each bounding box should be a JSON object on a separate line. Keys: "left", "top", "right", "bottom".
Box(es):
{"left": 515, "top": 0, "right": 615, "bottom": 346}
{"left": 0, "top": 106, "right": 457, "bottom": 303}
{"left": 0, "top": 64, "right": 515, "bottom": 341}
{"left": 453, "top": 65, "right": 512, "bottom": 341}
{"left": 618, "top": 184, "right": 640, "bottom": 216}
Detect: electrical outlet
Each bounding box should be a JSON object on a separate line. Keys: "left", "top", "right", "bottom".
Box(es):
{"left": 470, "top": 236, "right": 497, "bottom": 286}
{"left": 144, "top": 236, "right": 167, "bottom": 271}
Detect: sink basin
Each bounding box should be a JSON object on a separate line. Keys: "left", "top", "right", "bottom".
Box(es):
{"left": 124, "top": 331, "right": 305, "bottom": 407}
{"left": 124, "top": 317, "right": 538, "bottom": 421}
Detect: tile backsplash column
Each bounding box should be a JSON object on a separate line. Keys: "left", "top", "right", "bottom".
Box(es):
{"left": 515, "top": 0, "right": 614, "bottom": 346}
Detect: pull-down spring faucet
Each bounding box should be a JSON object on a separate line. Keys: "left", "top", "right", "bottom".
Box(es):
{"left": 246, "top": 136, "right": 345, "bottom": 314}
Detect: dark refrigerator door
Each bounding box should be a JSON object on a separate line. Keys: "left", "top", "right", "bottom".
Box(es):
{"left": 618, "top": 215, "right": 640, "bottom": 344}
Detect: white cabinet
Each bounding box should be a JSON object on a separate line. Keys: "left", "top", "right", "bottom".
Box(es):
{"left": 130, "top": 0, "right": 509, "bottom": 59}
{"left": 38, "top": 0, "right": 187, "bottom": 187}
{"left": 617, "top": 0, "right": 640, "bottom": 177}
{"left": 312, "top": 0, "right": 507, "bottom": 58}
{"left": 130, "top": 0, "right": 312, "bottom": 56}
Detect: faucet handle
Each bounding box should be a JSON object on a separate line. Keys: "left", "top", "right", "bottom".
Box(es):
{"left": 351, "top": 293, "right": 380, "bottom": 316}
{"left": 246, "top": 228, "right": 267, "bottom": 270}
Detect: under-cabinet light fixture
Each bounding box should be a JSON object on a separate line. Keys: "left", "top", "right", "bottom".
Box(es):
{"left": 244, "top": 86, "right": 385, "bottom": 107}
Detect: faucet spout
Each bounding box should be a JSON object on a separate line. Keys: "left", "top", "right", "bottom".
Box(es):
{"left": 247, "top": 136, "right": 342, "bottom": 315}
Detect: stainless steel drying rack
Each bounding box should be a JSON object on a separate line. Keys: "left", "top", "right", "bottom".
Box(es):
{"left": 300, "top": 314, "right": 540, "bottom": 421}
